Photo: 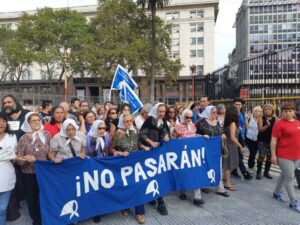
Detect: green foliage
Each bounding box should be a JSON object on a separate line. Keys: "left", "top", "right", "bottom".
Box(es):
{"left": 136, "top": 0, "right": 170, "bottom": 11}
{"left": 17, "top": 8, "right": 90, "bottom": 80}
{"left": 0, "top": 1, "right": 181, "bottom": 88}
{"left": 88, "top": 0, "right": 181, "bottom": 82}
{"left": 0, "top": 26, "right": 33, "bottom": 84}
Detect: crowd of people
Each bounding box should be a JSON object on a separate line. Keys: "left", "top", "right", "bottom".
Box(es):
{"left": 0, "top": 94, "right": 300, "bottom": 225}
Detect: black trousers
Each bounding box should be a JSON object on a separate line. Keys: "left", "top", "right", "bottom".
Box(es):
{"left": 245, "top": 137, "right": 258, "bottom": 169}
{"left": 22, "top": 173, "right": 42, "bottom": 225}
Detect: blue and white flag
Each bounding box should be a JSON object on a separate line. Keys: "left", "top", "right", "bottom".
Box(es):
{"left": 35, "top": 136, "right": 221, "bottom": 225}
{"left": 111, "top": 65, "right": 138, "bottom": 90}
{"left": 119, "top": 82, "right": 143, "bottom": 114}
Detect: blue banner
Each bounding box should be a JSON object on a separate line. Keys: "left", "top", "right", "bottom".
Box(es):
{"left": 111, "top": 65, "right": 138, "bottom": 90}
{"left": 119, "top": 82, "right": 143, "bottom": 114}
{"left": 35, "top": 136, "right": 221, "bottom": 225}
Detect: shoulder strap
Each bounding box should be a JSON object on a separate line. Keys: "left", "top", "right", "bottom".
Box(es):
{"left": 67, "top": 139, "right": 77, "bottom": 157}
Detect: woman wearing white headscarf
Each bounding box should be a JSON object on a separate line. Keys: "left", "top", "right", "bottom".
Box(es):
{"left": 86, "top": 120, "right": 110, "bottom": 158}
{"left": 196, "top": 105, "right": 229, "bottom": 197}
{"left": 48, "top": 119, "right": 86, "bottom": 164}
{"left": 138, "top": 102, "right": 170, "bottom": 216}
{"left": 173, "top": 109, "right": 205, "bottom": 206}
{"left": 173, "top": 109, "right": 197, "bottom": 138}
{"left": 85, "top": 120, "right": 110, "bottom": 223}
{"left": 16, "top": 112, "right": 51, "bottom": 225}
{"left": 109, "top": 114, "right": 146, "bottom": 224}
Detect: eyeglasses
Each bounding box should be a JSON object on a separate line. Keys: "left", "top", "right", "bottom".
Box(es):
{"left": 124, "top": 120, "right": 133, "bottom": 123}
{"left": 185, "top": 116, "right": 193, "bottom": 119}
{"left": 98, "top": 127, "right": 106, "bottom": 130}
{"left": 30, "top": 119, "right": 41, "bottom": 123}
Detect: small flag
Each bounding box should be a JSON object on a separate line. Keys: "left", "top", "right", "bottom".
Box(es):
{"left": 111, "top": 65, "right": 138, "bottom": 90}
{"left": 119, "top": 82, "right": 143, "bottom": 115}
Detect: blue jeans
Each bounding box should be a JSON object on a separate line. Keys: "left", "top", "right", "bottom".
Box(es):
{"left": 0, "top": 191, "right": 12, "bottom": 225}
{"left": 135, "top": 204, "right": 144, "bottom": 215}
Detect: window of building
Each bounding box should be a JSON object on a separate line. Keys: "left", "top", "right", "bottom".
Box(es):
{"left": 172, "top": 38, "right": 179, "bottom": 46}
{"left": 197, "top": 37, "right": 204, "bottom": 45}
{"left": 166, "top": 84, "right": 179, "bottom": 92}
{"left": 41, "top": 87, "right": 51, "bottom": 94}
{"left": 197, "top": 50, "right": 204, "bottom": 57}
{"left": 165, "top": 12, "right": 180, "bottom": 20}
{"left": 197, "top": 65, "right": 203, "bottom": 76}
{"left": 190, "top": 50, "right": 196, "bottom": 57}
{"left": 1, "top": 23, "right": 12, "bottom": 29}
{"left": 190, "top": 23, "right": 204, "bottom": 32}
{"left": 41, "top": 71, "right": 48, "bottom": 80}
{"left": 190, "top": 10, "right": 204, "bottom": 19}
{"left": 172, "top": 51, "right": 179, "bottom": 59}
{"left": 22, "top": 87, "right": 33, "bottom": 93}
{"left": 172, "top": 24, "right": 180, "bottom": 34}
{"left": 21, "top": 70, "right": 32, "bottom": 80}
{"left": 191, "top": 37, "right": 203, "bottom": 45}
{"left": 190, "top": 37, "right": 196, "bottom": 45}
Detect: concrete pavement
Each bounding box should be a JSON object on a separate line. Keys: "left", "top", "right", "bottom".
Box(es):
{"left": 7, "top": 173, "right": 300, "bottom": 225}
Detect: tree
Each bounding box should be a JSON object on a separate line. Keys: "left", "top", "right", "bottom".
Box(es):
{"left": 88, "top": 0, "right": 149, "bottom": 79}
{"left": 136, "top": 0, "right": 170, "bottom": 102}
{"left": 89, "top": 0, "right": 181, "bottom": 96}
{"left": 16, "top": 8, "right": 91, "bottom": 89}
{"left": 0, "top": 28, "right": 15, "bottom": 83}
{"left": 0, "top": 26, "right": 33, "bottom": 95}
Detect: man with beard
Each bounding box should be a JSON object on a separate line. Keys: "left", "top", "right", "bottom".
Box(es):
{"left": 1, "top": 95, "right": 30, "bottom": 221}
{"left": 2, "top": 95, "right": 29, "bottom": 139}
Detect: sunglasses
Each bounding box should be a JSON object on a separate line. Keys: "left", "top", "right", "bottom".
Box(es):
{"left": 185, "top": 116, "right": 193, "bottom": 119}
{"left": 124, "top": 120, "right": 133, "bottom": 123}
{"left": 98, "top": 127, "right": 106, "bottom": 130}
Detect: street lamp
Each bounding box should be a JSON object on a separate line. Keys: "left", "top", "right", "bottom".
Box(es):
{"left": 190, "top": 65, "right": 196, "bottom": 101}
{"left": 59, "top": 47, "right": 71, "bottom": 102}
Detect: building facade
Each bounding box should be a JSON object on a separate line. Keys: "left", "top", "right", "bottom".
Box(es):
{"left": 0, "top": 0, "right": 219, "bottom": 104}
{"left": 234, "top": 0, "right": 300, "bottom": 98}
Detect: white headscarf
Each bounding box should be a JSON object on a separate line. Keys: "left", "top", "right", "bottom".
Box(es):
{"left": 180, "top": 109, "right": 194, "bottom": 131}
{"left": 88, "top": 120, "right": 107, "bottom": 150}
{"left": 20, "top": 112, "right": 46, "bottom": 145}
{"left": 118, "top": 114, "right": 136, "bottom": 135}
{"left": 60, "top": 119, "right": 80, "bottom": 146}
{"left": 148, "top": 102, "right": 165, "bottom": 127}
{"left": 201, "top": 105, "right": 216, "bottom": 120}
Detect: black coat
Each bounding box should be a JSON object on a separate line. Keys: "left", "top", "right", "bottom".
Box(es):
{"left": 138, "top": 116, "right": 170, "bottom": 147}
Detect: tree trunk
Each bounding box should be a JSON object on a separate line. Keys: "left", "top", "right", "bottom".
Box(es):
{"left": 150, "top": 2, "right": 156, "bottom": 103}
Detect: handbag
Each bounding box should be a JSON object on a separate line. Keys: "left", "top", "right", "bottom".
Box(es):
{"left": 221, "top": 139, "right": 229, "bottom": 158}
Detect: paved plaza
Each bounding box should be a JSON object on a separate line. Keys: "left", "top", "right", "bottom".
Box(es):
{"left": 7, "top": 173, "right": 300, "bottom": 225}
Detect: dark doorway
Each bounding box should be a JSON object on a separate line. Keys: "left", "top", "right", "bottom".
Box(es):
{"left": 89, "top": 87, "right": 99, "bottom": 103}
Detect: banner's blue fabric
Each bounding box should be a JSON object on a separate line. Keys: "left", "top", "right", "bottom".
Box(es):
{"left": 35, "top": 136, "right": 221, "bottom": 225}
{"left": 111, "top": 65, "right": 138, "bottom": 90}
{"left": 119, "top": 82, "right": 143, "bottom": 114}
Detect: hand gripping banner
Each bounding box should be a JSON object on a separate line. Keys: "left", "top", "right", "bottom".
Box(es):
{"left": 35, "top": 136, "right": 221, "bottom": 225}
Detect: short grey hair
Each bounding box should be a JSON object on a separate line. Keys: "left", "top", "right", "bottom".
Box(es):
{"left": 140, "top": 103, "right": 152, "bottom": 114}
{"left": 216, "top": 104, "right": 225, "bottom": 114}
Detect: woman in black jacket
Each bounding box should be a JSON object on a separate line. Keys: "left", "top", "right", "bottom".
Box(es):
{"left": 138, "top": 102, "right": 170, "bottom": 216}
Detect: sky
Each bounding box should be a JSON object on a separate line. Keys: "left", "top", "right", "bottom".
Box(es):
{"left": 0, "top": 0, "right": 243, "bottom": 70}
